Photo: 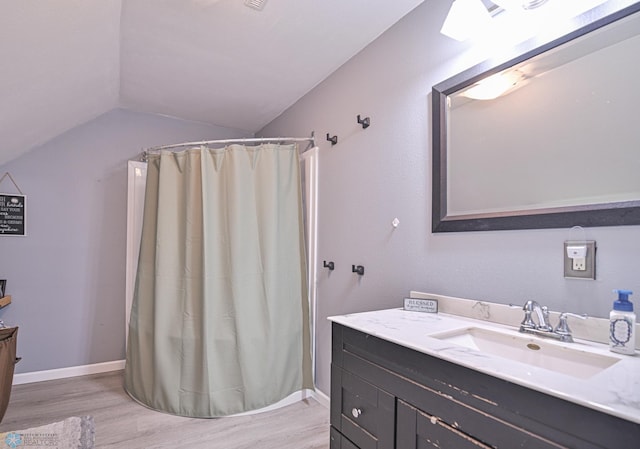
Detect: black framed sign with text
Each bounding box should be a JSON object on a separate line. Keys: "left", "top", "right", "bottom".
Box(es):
{"left": 0, "top": 194, "right": 26, "bottom": 236}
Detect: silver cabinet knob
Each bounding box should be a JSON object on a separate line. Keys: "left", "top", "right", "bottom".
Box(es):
{"left": 351, "top": 408, "right": 362, "bottom": 418}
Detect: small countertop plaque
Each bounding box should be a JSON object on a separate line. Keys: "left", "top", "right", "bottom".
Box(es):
{"left": 404, "top": 297, "right": 438, "bottom": 313}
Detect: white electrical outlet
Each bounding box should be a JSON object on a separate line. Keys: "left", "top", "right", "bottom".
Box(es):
{"left": 572, "top": 257, "right": 586, "bottom": 271}
{"left": 564, "top": 241, "right": 596, "bottom": 280}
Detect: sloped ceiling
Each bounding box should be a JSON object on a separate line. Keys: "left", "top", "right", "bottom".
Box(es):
{"left": 0, "top": 0, "right": 122, "bottom": 167}
{"left": 0, "top": 0, "right": 424, "bottom": 166}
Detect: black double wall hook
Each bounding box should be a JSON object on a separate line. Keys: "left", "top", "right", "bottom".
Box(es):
{"left": 352, "top": 265, "right": 365, "bottom": 276}
{"left": 357, "top": 115, "right": 370, "bottom": 129}
{"left": 323, "top": 261, "right": 335, "bottom": 271}
{"left": 326, "top": 133, "right": 338, "bottom": 146}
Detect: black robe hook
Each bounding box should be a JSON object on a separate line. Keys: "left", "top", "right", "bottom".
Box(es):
{"left": 323, "top": 261, "right": 335, "bottom": 271}
{"left": 326, "top": 133, "right": 338, "bottom": 146}
{"left": 352, "top": 265, "right": 365, "bottom": 276}
{"left": 357, "top": 115, "right": 370, "bottom": 129}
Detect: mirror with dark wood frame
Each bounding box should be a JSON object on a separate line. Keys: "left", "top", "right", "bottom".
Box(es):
{"left": 432, "top": 2, "right": 640, "bottom": 232}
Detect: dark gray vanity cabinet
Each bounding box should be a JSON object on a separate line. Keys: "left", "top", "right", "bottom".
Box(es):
{"left": 330, "top": 323, "right": 640, "bottom": 449}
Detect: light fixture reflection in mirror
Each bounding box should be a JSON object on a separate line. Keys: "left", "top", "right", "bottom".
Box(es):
{"left": 460, "top": 70, "right": 525, "bottom": 100}
{"left": 432, "top": 2, "right": 640, "bottom": 232}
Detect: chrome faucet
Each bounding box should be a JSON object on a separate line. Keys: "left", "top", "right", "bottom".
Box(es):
{"left": 521, "top": 300, "right": 553, "bottom": 332}
{"left": 512, "top": 301, "right": 587, "bottom": 342}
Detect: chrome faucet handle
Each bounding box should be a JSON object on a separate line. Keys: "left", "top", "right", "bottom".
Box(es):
{"left": 554, "top": 312, "right": 588, "bottom": 337}
{"left": 510, "top": 301, "right": 536, "bottom": 330}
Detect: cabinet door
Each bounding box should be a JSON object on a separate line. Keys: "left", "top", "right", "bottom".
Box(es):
{"left": 331, "top": 427, "right": 360, "bottom": 449}
{"left": 397, "top": 400, "right": 493, "bottom": 449}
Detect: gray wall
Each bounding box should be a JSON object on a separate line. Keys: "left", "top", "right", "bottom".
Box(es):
{"left": 0, "top": 108, "right": 251, "bottom": 374}
{"left": 260, "top": 1, "right": 640, "bottom": 394}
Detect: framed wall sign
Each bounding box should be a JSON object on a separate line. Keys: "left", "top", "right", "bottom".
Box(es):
{"left": 0, "top": 194, "right": 26, "bottom": 236}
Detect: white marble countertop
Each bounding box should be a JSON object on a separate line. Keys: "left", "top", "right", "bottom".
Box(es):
{"left": 329, "top": 307, "right": 640, "bottom": 424}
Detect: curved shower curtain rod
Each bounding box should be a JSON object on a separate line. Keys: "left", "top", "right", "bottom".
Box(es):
{"left": 143, "top": 133, "right": 316, "bottom": 160}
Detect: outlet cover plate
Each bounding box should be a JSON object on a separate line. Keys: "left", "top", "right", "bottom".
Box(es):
{"left": 564, "top": 240, "right": 596, "bottom": 280}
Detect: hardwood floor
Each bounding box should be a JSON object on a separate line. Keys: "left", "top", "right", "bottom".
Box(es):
{"left": 0, "top": 371, "right": 330, "bottom": 449}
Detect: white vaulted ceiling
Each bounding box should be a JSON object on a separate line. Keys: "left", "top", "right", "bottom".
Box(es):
{"left": 0, "top": 0, "right": 121, "bottom": 166}
{"left": 0, "top": 0, "right": 424, "bottom": 166}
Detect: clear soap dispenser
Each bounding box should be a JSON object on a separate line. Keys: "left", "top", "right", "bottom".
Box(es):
{"left": 610, "top": 289, "right": 636, "bottom": 355}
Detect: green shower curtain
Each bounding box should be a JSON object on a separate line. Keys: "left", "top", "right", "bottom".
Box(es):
{"left": 124, "top": 144, "right": 313, "bottom": 417}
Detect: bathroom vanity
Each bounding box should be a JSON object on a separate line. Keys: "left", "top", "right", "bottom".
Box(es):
{"left": 329, "top": 308, "right": 640, "bottom": 449}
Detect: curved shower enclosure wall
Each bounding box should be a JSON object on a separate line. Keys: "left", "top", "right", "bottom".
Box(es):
{"left": 125, "top": 144, "right": 318, "bottom": 417}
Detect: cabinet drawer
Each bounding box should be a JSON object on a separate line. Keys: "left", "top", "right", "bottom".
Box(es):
{"left": 331, "top": 365, "right": 395, "bottom": 449}
{"left": 397, "top": 400, "right": 494, "bottom": 449}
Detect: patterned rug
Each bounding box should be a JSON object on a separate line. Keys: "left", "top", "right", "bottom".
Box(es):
{"left": 0, "top": 416, "right": 94, "bottom": 449}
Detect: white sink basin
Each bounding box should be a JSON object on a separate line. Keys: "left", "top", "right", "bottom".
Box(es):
{"left": 431, "top": 327, "right": 620, "bottom": 379}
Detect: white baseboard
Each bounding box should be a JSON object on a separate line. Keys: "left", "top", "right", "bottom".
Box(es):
{"left": 312, "top": 388, "right": 330, "bottom": 408}
{"left": 13, "top": 360, "right": 125, "bottom": 385}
